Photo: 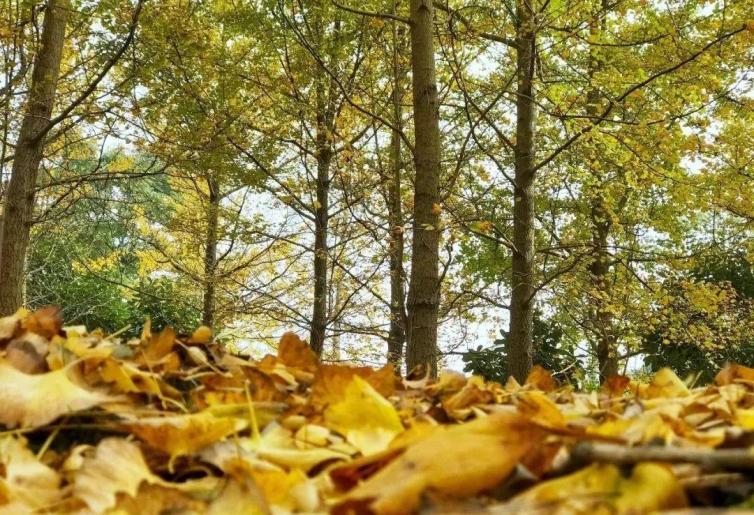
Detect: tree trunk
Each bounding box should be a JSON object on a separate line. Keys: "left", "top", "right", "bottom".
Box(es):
{"left": 406, "top": 0, "right": 441, "bottom": 377}
{"left": 0, "top": 0, "right": 67, "bottom": 316}
{"left": 201, "top": 177, "right": 219, "bottom": 330}
{"left": 387, "top": 9, "right": 407, "bottom": 369}
{"left": 308, "top": 6, "right": 338, "bottom": 356}
{"left": 590, "top": 199, "right": 619, "bottom": 379}
{"left": 310, "top": 137, "right": 332, "bottom": 356}
{"left": 587, "top": 0, "right": 618, "bottom": 380}
{"left": 507, "top": 0, "right": 537, "bottom": 383}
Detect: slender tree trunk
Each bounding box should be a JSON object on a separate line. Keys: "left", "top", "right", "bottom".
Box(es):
{"left": 308, "top": 6, "right": 338, "bottom": 356}
{"left": 387, "top": 9, "right": 407, "bottom": 369}
{"left": 406, "top": 0, "right": 441, "bottom": 377}
{"left": 0, "top": 0, "right": 67, "bottom": 315}
{"left": 201, "top": 177, "right": 219, "bottom": 330}
{"left": 587, "top": 0, "right": 618, "bottom": 380}
{"left": 507, "top": 0, "right": 537, "bottom": 383}
{"left": 309, "top": 68, "right": 335, "bottom": 355}
{"left": 310, "top": 133, "right": 332, "bottom": 356}
{"left": 590, "top": 200, "right": 618, "bottom": 379}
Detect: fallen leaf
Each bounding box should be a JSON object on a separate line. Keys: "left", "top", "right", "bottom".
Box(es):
{"left": 526, "top": 365, "right": 557, "bottom": 392}
{"left": 277, "top": 332, "right": 318, "bottom": 372}
{"left": 642, "top": 368, "right": 690, "bottom": 399}
{"left": 22, "top": 306, "right": 62, "bottom": 339}
{"left": 312, "top": 363, "right": 397, "bottom": 407}
{"left": 0, "top": 437, "right": 61, "bottom": 512}
{"left": 189, "top": 325, "right": 213, "bottom": 345}
{"left": 325, "top": 376, "right": 404, "bottom": 456}
{"left": 127, "top": 411, "right": 247, "bottom": 460}
{"left": 72, "top": 438, "right": 162, "bottom": 513}
{"left": 334, "top": 411, "right": 542, "bottom": 514}
{"left": 505, "top": 462, "right": 687, "bottom": 513}
{"left": 0, "top": 361, "right": 112, "bottom": 428}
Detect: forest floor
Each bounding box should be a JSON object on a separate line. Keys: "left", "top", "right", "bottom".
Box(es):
{"left": 2, "top": 307, "right": 754, "bottom": 514}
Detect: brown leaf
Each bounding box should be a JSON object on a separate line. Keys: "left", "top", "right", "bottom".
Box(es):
{"left": 5, "top": 332, "right": 49, "bottom": 374}
{"left": 525, "top": 365, "right": 557, "bottom": 392}
{"left": 22, "top": 306, "right": 62, "bottom": 339}
{"left": 715, "top": 363, "right": 754, "bottom": 385}
{"left": 602, "top": 375, "right": 631, "bottom": 396}
{"left": 311, "top": 363, "right": 397, "bottom": 408}
{"left": 277, "top": 332, "right": 318, "bottom": 372}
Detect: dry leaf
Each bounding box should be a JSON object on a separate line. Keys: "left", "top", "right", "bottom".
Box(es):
{"left": 0, "top": 361, "right": 112, "bottom": 428}
{"left": 277, "top": 332, "right": 318, "bottom": 372}
{"left": 0, "top": 437, "right": 61, "bottom": 512}
{"left": 335, "top": 411, "right": 542, "bottom": 514}
{"left": 312, "top": 363, "right": 397, "bottom": 408}
{"left": 526, "top": 365, "right": 557, "bottom": 392}
{"left": 505, "top": 462, "right": 687, "bottom": 513}
{"left": 72, "top": 438, "right": 162, "bottom": 513}
{"left": 325, "top": 376, "right": 404, "bottom": 456}
{"left": 127, "top": 411, "right": 247, "bottom": 460}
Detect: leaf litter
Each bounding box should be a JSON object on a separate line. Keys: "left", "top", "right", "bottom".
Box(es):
{"left": 3, "top": 307, "right": 754, "bottom": 513}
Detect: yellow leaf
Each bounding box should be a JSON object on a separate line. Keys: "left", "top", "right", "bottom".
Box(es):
{"left": 336, "top": 411, "right": 541, "bottom": 514}
{"left": 72, "top": 438, "right": 162, "bottom": 513}
{"left": 0, "top": 361, "right": 112, "bottom": 428}
{"left": 507, "top": 462, "right": 686, "bottom": 513}
{"left": 641, "top": 368, "right": 690, "bottom": 399}
{"left": 0, "top": 437, "right": 61, "bottom": 512}
{"left": 325, "top": 376, "right": 404, "bottom": 456}
{"left": 127, "top": 411, "right": 247, "bottom": 460}
{"left": 189, "top": 325, "right": 213, "bottom": 345}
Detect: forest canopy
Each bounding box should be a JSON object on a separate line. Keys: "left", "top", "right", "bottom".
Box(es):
{"left": 1, "top": 0, "right": 754, "bottom": 386}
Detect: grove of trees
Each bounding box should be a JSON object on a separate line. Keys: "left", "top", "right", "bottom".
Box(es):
{"left": 2, "top": 0, "right": 754, "bottom": 383}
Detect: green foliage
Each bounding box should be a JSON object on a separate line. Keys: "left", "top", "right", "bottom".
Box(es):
{"left": 462, "top": 313, "right": 585, "bottom": 385}
{"left": 26, "top": 154, "right": 201, "bottom": 336}
{"left": 642, "top": 250, "right": 754, "bottom": 382}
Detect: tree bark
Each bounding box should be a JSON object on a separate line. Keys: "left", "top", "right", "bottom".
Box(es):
{"left": 587, "top": 0, "right": 618, "bottom": 380}
{"left": 310, "top": 127, "right": 332, "bottom": 356}
{"left": 507, "top": 0, "right": 537, "bottom": 383}
{"left": 406, "top": 0, "right": 442, "bottom": 377}
{"left": 0, "top": 0, "right": 67, "bottom": 315}
{"left": 308, "top": 6, "right": 339, "bottom": 356}
{"left": 201, "top": 177, "right": 219, "bottom": 330}
{"left": 387, "top": 8, "right": 407, "bottom": 369}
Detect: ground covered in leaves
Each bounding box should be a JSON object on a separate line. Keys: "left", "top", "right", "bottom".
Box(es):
{"left": 5, "top": 309, "right": 754, "bottom": 513}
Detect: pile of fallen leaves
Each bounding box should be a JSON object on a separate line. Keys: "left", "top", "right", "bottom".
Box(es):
{"left": 5, "top": 308, "right": 754, "bottom": 513}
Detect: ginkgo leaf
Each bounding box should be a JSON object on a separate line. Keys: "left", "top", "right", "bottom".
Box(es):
{"left": 325, "top": 376, "right": 404, "bottom": 456}
{"left": 642, "top": 368, "right": 690, "bottom": 399}
{"left": 0, "top": 437, "right": 61, "bottom": 512}
{"left": 335, "top": 411, "right": 542, "bottom": 514}
{"left": 505, "top": 462, "right": 687, "bottom": 513}
{"left": 72, "top": 438, "right": 163, "bottom": 513}
{"left": 311, "top": 363, "right": 397, "bottom": 408}
{"left": 276, "top": 332, "right": 317, "bottom": 372}
{"left": 0, "top": 361, "right": 113, "bottom": 428}
{"left": 126, "top": 411, "right": 247, "bottom": 460}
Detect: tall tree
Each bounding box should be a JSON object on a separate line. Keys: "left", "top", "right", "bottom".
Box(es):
{"left": 0, "top": 0, "right": 67, "bottom": 315}
{"left": 386, "top": 3, "right": 408, "bottom": 368}
{"left": 507, "top": 0, "right": 538, "bottom": 381}
{"left": 405, "top": 0, "right": 442, "bottom": 376}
